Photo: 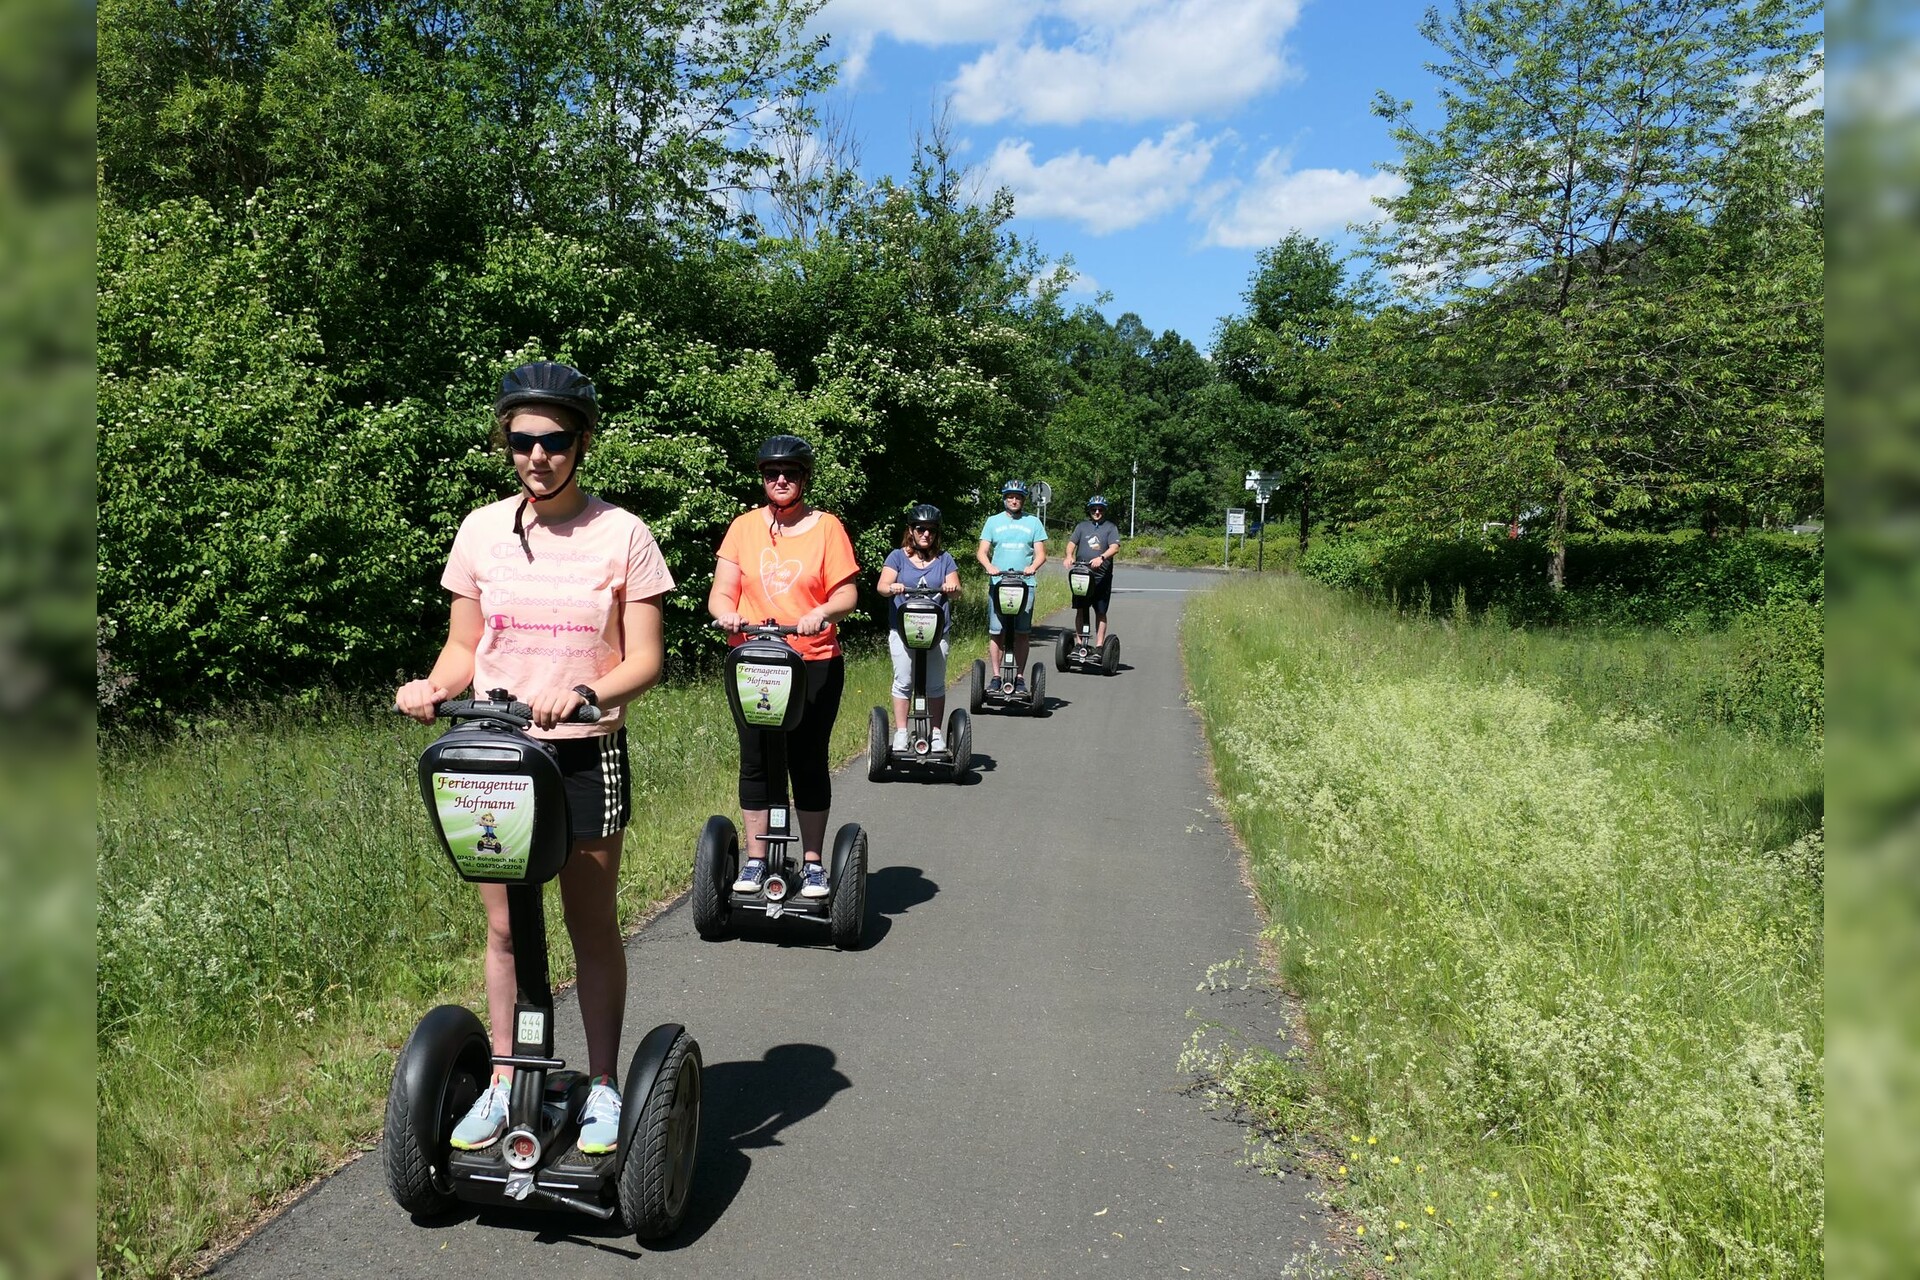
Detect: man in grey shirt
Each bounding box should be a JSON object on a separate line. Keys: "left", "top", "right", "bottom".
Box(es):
{"left": 1063, "top": 495, "right": 1122, "bottom": 646}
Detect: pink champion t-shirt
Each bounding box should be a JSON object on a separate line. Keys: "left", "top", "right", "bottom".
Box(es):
{"left": 441, "top": 495, "right": 675, "bottom": 739}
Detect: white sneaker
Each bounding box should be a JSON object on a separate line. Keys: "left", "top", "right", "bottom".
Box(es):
{"left": 930, "top": 730, "right": 946, "bottom": 752}
{"left": 451, "top": 1077, "right": 510, "bottom": 1150}
{"left": 890, "top": 728, "right": 909, "bottom": 751}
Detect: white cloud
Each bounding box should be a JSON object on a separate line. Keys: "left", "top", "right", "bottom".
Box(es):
{"left": 814, "top": 0, "right": 1035, "bottom": 51}
{"left": 1201, "top": 152, "right": 1404, "bottom": 248}
{"left": 950, "top": 0, "right": 1304, "bottom": 125}
{"left": 983, "top": 125, "right": 1221, "bottom": 234}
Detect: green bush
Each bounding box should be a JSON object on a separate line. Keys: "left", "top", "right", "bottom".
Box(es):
{"left": 1717, "top": 595, "right": 1825, "bottom": 739}
{"left": 1300, "top": 531, "right": 1824, "bottom": 629}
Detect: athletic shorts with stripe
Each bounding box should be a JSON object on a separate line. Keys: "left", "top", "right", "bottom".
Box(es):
{"left": 550, "top": 728, "right": 633, "bottom": 840}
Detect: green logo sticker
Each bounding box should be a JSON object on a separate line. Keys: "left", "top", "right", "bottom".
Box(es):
{"left": 1069, "top": 569, "right": 1091, "bottom": 598}
{"left": 902, "top": 609, "right": 940, "bottom": 649}
{"left": 995, "top": 582, "right": 1026, "bottom": 617}
{"left": 432, "top": 772, "right": 536, "bottom": 879}
{"left": 737, "top": 661, "right": 796, "bottom": 727}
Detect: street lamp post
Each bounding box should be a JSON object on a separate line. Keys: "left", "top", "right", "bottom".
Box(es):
{"left": 1129, "top": 459, "right": 1138, "bottom": 539}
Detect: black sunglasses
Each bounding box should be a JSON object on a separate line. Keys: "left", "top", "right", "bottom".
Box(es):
{"left": 910, "top": 523, "right": 936, "bottom": 533}
{"left": 761, "top": 467, "right": 806, "bottom": 481}
{"left": 507, "top": 429, "right": 579, "bottom": 455}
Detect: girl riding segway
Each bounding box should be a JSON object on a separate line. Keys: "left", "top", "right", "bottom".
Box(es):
{"left": 869, "top": 504, "right": 970, "bottom": 780}
{"left": 390, "top": 361, "right": 699, "bottom": 1234}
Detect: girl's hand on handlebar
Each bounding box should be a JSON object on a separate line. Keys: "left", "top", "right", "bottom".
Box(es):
{"left": 795, "top": 608, "right": 831, "bottom": 636}
{"left": 395, "top": 679, "right": 447, "bottom": 724}
{"left": 526, "top": 686, "right": 586, "bottom": 730}
{"left": 713, "top": 612, "right": 747, "bottom": 633}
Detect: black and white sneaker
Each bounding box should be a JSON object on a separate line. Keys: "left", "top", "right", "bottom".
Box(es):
{"left": 732, "top": 858, "right": 768, "bottom": 894}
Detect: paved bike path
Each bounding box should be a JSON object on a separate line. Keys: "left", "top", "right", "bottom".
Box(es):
{"left": 213, "top": 566, "right": 1327, "bottom": 1278}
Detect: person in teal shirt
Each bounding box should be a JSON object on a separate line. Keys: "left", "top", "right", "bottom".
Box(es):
{"left": 974, "top": 479, "right": 1048, "bottom": 695}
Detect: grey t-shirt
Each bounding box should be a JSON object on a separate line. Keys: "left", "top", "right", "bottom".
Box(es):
{"left": 1070, "top": 520, "right": 1122, "bottom": 576}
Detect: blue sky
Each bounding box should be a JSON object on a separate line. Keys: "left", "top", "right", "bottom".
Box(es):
{"left": 802, "top": 0, "right": 1440, "bottom": 348}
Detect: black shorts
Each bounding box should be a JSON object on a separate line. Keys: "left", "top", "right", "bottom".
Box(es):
{"left": 737, "top": 655, "right": 844, "bottom": 811}
{"left": 550, "top": 729, "right": 632, "bottom": 841}
{"left": 1077, "top": 572, "right": 1114, "bottom": 615}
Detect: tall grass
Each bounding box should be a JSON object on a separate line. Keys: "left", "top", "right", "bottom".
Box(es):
{"left": 96, "top": 570, "right": 1066, "bottom": 1278}
{"left": 1182, "top": 576, "right": 1822, "bottom": 1278}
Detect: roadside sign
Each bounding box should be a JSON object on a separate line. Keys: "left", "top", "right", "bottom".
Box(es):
{"left": 1245, "top": 470, "right": 1280, "bottom": 504}
{"left": 1031, "top": 480, "right": 1052, "bottom": 507}
{"left": 1226, "top": 508, "right": 1247, "bottom": 535}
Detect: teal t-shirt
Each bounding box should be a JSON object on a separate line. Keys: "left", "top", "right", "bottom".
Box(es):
{"left": 978, "top": 511, "right": 1048, "bottom": 573}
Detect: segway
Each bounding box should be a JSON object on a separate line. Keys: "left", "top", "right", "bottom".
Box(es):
{"left": 967, "top": 573, "right": 1046, "bottom": 716}
{"left": 868, "top": 584, "right": 972, "bottom": 783}
{"left": 384, "top": 691, "right": 700, "bottom": 1240}
{"left": 692, "top": 625, "right": 869, "bottom": 948}
{"left": 1054, "top": 564, "right": 1120, "bottom": 675}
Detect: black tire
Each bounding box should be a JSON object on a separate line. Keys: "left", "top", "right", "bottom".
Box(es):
{"left": 1028, "top": 663, "right": 1047, "bottom": 715}
{"left": 617, "top": 1030, "right": 702, "bottom": 1241}
{"left": 828, "top": 823, "right": 868, "bottom": 949}
{"left": 691, "top": 816, "right": 737, "bottom": 941}
{"left": 383, "top": 1004, "right": 490, "bottom": 1217}
{"left": 946, "top": 708, "right": 972, "bottom": 782}
{"left": 1102, "top": 635, "right": 1121, "bottom": 676}
{"left": 1053, "top": 631, "right": 1070, "bottom": 672}
{"left": 968, "top": 659, "right": 986, "bottom": 714}
{"left": 866, "top": 706, "right": 890, "bottom": 782}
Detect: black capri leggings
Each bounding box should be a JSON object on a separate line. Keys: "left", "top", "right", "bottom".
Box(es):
{"left": 737, "top": 655, "right": 844, "bottom": 811}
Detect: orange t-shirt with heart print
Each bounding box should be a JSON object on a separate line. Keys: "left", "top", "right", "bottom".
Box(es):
{"left": 716, "top": 508, "right": 861, "bottom": 661}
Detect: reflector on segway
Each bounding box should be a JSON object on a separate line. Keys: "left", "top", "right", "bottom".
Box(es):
{"left": 993, "top": 577, "right": 1030, "bottom": 619}
{"left": 899, "top": 596, "right": 946, "bottom": 649}
{"left": 419, "top": 721, "right": 571, "bottom": 885}
{"left": 726, "top": 635, "right": 807, "bottom": 733}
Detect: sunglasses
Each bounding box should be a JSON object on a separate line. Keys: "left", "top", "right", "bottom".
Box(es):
{"left": 507, "top": 429, "right": 579, "bottom": 455}
{"left": 910, "top": 524, "right": 936, "bottom": 533}
{"left": 761, "top": 467, "right": 806, "bottom": 482}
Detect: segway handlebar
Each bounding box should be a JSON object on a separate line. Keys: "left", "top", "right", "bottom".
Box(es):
{"left": 713, "top": 620, "right": 802, "bottom": 638}
{"left": 394, "top": 692, "right": 602, "bottom": 728}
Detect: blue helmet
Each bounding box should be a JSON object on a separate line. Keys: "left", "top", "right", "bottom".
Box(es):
{"left": 1000, "top": 479, "right": 1028, "bottom": 498}
{"left": 1086, "top": 494, "right": 1109, "bottom": 513}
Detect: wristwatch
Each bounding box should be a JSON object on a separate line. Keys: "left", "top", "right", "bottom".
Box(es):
{"left": 572, "top": 684, "right": 599, "bottom": 707}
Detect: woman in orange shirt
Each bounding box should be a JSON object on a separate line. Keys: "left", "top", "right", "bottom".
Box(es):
{"left": 707, "top": 435, "right": 861, "bottom": 899}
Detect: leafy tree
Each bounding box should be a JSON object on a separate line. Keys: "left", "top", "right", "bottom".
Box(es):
{"left": 1369, "top": 0, "right": 1822, "bottom": 587}
{"left": 1212, "top": 234, "right": 1356, "bottom": 550}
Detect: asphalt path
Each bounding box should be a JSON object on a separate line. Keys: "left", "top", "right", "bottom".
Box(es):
{"left": 213, "top": 565, "right": 1327, "bottom": 1279}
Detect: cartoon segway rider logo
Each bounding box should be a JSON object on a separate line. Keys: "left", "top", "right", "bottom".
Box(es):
{"left": 475, "top": 811, "right": 503, "bottom": 855}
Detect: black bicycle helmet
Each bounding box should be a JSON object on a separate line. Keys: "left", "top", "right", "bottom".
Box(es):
{"left": 1087, "top": 494, "right": 1109, "bottom": 513}
{"left": 756, "top": 434, "right": 816, "bottom": 475}
{"left": 495, "top": 361, "right": 600, "bottom": 429}
{"left": 907, "top": 503, "right": 942, "bottom": 527}
{"left": 1000, "top": 479, "right": 1028, "bottom": 497}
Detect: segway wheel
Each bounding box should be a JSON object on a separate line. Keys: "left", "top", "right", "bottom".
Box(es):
{"left": 383, "top": 1004, "right": 490, "bottom": 1217}
{"left": 828, "top": 823, "right": 868, "bottom": 949}
{"left": 1053, "top": 630, "right": 1071, "bottom": 672}
{"left": 968, "top": 659, "right": 987, "bottom": 714}
{"left": 691, "top": 816, "right": 737, "bottom": 941}
{"left": 617, "top": 1027, "right": 702, "bottom": 1241}
{"left": 1102, "top": 635, "right": 1121, "bottom": 676}
{"left": 946, "top": 708, "right": 972, "bottom": 783}
{"left": 866, "top": 706, "right": 890, "bottom": 782}
{"left": 1028, "top": 663, "right": 1047, "bottom": 715}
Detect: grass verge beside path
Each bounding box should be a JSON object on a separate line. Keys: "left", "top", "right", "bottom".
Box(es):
{"left": 1182, "top": 575, "right": 1822, "bottom": 1278}
{"left": 96, "top": 570, "right": 1065, "bottom": 1279}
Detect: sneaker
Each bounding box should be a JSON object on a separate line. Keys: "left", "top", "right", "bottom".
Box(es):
{"left": 891, "top": 728, "right": 909, "bottom": 751}
{"left": 800, "top": 861, "right": 830, "bottom": 898}
{"left": 930, "top": 730, "right": 946, "bottom": 752}
{"left": 731, "top": 858, "right": 768, "bottom": 893}
{"left": 450, "top": 1077, "right": 509, "bottom": 1150}
{"left": 577, "top": 1079, "right": 621, "bottom": 1155}
{"left": 1013, "top": 676, "right": 1028, "bottom": 695}
{"left": 987, "top": 677, "right": 1004, "bottom": 696}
